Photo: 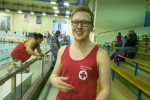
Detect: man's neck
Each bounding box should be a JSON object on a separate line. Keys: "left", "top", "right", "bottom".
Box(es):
{"left": 73, "top": 40, "right": 92, "bottom": 49}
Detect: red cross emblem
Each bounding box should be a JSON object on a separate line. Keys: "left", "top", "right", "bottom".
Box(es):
{"left": 79, "top": 70, "right": 88, "bottom": 80}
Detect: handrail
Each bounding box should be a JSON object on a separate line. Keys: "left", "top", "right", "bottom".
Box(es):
{"left": 137, "top": 52, "right": 150, "bottom": 56}
{"left": 118, "top": 54, "right": 150, "bottom": 69}
{"left": 0, "top": 59, "right": 37, "bottom": 85}
{"left": 117, "top": 54, "right": 150, "bottom": 76}
{"left": 0, "top": 50, "right": 51, "bottom": 86}
{"left": 98, "top": 24, "right": 143, "bottom": 35}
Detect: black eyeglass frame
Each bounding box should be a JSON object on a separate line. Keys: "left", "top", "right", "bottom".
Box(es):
{"left": 71, "top": 20, "right": 92, "bottom": 27}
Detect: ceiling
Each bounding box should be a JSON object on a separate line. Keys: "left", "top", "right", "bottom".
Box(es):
{"left": 0, "top": 0, "right": 90, "bottom": 16}
{"left": 0, "top": 0, "right": 149, "bottom": 33}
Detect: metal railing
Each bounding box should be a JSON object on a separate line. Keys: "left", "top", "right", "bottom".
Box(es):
{"left": 0, "top": 50, "right": 51, "bottom": 100}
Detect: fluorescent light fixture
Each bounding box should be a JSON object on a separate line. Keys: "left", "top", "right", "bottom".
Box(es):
{"left": 53, "top": 7, "right": 58, "bottom": 10}
{"left": 66, "top": 15, "right": 69, "bottom": 17}
{"left": 55, "top": 10, "right": 59, "bottom": 13}
{"left": 18, "top": 10, "right": 22, "bottom": 14}
{"left": 5, "top": 9, "right": 10, "bottom": 12}
{"left": 54, "top": 14, "right": 58, "bottom": 16}
{"left": 66, "top": 11, "right": 70, "bottom": 14}
{"left": 30, "top": 11, "right": 34, "bottom": 15}
{"left": 64, "top": 2, "right": 69, "bottom": 6}
{"left": 42, "top": 12, "right": 46, "bottom": 16}
{"left": 51, "top": 2, "right": 56, "bottom": 4}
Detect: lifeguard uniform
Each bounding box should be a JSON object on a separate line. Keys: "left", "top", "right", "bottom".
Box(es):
{"left": 11, "top": 40, "right": 38, "bottom": 63}
{"left": 56, "top": 44, "right": 99, "bottom": 100}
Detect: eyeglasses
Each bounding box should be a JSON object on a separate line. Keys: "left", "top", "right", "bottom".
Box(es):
{"left": 71, "top": 20, "right": 92, "bottom": 27}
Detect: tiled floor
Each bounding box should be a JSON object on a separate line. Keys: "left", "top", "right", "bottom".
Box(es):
{"left": 46, "top": 85, "right": 58, "bottom": 100}
{"left": 38, "top": 79, "right": 58, "bottom": 100}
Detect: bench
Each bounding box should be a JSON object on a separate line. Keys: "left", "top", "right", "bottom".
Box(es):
{"left": 136, "top": 52, "right": 150, "bottom": 61}
{"left": 137, "top": 52, "right": 150, "bottom": 56}
{"left": 97, "top": 79, "right": 136, "bottom": 100}
{"left": 111, "top": 64, "right": 150, "bottom": 100}
{"left": 117, "top": 54, "right": 150, "bottom": 76}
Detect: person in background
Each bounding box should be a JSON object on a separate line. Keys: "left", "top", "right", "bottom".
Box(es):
{"left": 120, "top": 30, "right": 138, "bottom": 53}
{"left": 48, "top": 31, "right": 51, "bottom": 38}
{"left": 44, "top": 32, "right": 47, "bottom": 43}
{"left": 50, "top": 30, "right": 60, "bottom": 67}
{"left": 60, "top": 35, "right": 69, "bottom": 46}
{"left": 8, "top": 33, "right": 44, "bottom": 72}
{"left": 50, "top": 5, "right": 110, "bottom": 100}
{"left": 121, "top": 30, "right": 138, "bottom": 58}
{"left": 119, "top": 32, "right": 130, "bottom": 52}
{"left": 116, "top": 32, "right": 122, "bottom": 47}
{"left": 46, "top": 31, "right": 51, "bottom": 43}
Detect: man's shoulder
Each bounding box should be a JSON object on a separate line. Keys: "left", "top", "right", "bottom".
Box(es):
{"left": 51, "top": 35, "right": 57, "bottom": 42}
{"left": 97, "top": 47, "right": 108, "bottom": 56}
{"left": 58, "top": 45, "right": 68, "bottom": 55}
{"left": 27, "top": 38, "right": 36, "bottom": 45}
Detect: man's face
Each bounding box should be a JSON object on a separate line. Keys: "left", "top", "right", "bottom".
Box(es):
{"left": 71, "top": 11, "right": 93, "bottom": 41}
{"left": 56, "top": 33, "right": 60, "bottom": 37}
{"left": 63, "top": 36, "right": 66, "bottom": 40}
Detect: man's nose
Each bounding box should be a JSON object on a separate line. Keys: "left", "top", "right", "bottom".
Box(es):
{"left": 77, "top": 22, "right": 82, "bottom": 28}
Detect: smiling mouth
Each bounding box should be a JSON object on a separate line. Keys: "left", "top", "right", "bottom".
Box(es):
{"left": 76, "top": 32, "right": 83, "bottom": 36}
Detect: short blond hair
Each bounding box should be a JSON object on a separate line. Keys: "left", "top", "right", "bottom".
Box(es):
{"left": 71, "top": 5, "right": 94, "bottom": 25}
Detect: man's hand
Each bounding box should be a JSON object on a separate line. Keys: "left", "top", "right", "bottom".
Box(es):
{"left": 39, "top": 53, "right": 44, "bottom": 57}
{"left": 45, "top": 54, "right": 49, "bottom": 57}
{"left": 36, "top": 55, "right": 42, "bottom": 60}
{"left": 52, "top": 76, "right": 74, "bottom": 93}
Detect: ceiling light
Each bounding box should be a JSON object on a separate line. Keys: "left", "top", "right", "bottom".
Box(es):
{"left": 18, "top": 10, "right": 22, "bottom": 14}
{"left": 53, "top": 7, "right": 58, "bottom": 10}
{"left": 51, "top": 2, "right": 56, "bottom": 4}
{"left": 64, "top": 2, "right": 69, "bottom": 6}
{"left": 5, "top": 9, "right": 10, "bottom": 12}
{"left": 54, "top": 14, "right": 58, "bottom": 16}
{"left": 66, "top": 15, "right": 69, "bottom": 18}
{"left": 42, "top": 12, "right": 46, "bottom": 16}
{"left": 66, "top": 11, "right": 70, "bottom": 14}
{"left": 30, "top": 11, "right": 34, "bottom": 15}
{"left": 55, "top": 10, "right": 59, "bottom": 13}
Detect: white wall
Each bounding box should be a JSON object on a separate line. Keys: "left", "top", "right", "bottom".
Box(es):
{"left": 97, "top": 26, "right": 150, "bottom": 45}
{"left": 0, "top": 10, "right": 96, "bottom": 43}
{"left": 93, "top": 0, "right": 150, "bottom": 45}
{"left": 0, "top": 11, "right": 72, "bottom": 35}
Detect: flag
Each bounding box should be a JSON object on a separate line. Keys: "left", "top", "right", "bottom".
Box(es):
{"left": 36, "top": 16, "right": 42, "bottom": 24}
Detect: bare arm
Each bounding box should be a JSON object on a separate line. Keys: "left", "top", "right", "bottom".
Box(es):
{"left": 96, "top": 48, "right": 111, "bottom": 100}
{"left": 26, "top": 39, "right": 39, "bottom": 56}
{"left": 50, "top": 46, "right": 74, "bottom": 92}
{"left": 36, "top": 44, "right": 44, "bottom": 56}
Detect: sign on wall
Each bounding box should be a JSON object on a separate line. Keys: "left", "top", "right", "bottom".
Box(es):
{"left": 36, "top": 16, "right": 42, "bottom": 24}
{"left": 52, "top": 20, "right": 67, "bottom": 35}
{"left": 0, "top": 16, "right": 10, "bottom": 30}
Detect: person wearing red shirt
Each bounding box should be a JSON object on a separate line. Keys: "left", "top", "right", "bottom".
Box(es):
{"left": 8, "top": 33, "right": 43, "bottom": 72}
{"left": 50, "top": 5, "right": 111, "bottom": 100}
{"left": 116, "top": 32, "right": 122, "bottom": 47}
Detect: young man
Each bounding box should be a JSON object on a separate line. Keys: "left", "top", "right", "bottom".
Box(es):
{"left": 50, "top": 5, "right": 111, "bottom": 100}
{"left": 8, "top": 33, "right": 43, "bottom": 71}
